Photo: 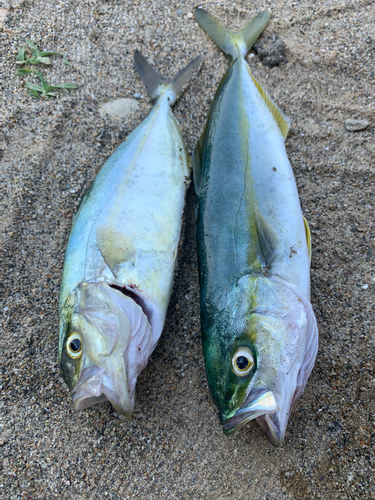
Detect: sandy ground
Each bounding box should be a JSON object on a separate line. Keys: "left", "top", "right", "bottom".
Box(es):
{"left": 1, "top": 0, "right": 374, "bottom": 498}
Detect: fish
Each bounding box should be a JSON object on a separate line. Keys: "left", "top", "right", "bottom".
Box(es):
{"left": 193, "top": 8, "right": 318, "bottom": 447}
{"left": 59, "top": 50, "right": 202, "bottom": 416}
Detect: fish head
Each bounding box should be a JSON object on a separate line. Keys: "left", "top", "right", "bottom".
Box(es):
{"left": 203, "top": 276, "right": 318, "bottom": 446}
{"left": 59, "top": 281, "right": 153, "bottom": 416}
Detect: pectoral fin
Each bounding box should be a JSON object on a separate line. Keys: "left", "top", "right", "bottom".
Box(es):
{"left": 96, "top": 226, "right": 136, "bottom": 276}
{"left": 255, "top": 207, "right": 282, "bottom": 267}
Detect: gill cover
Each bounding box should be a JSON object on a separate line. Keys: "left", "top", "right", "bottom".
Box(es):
{"left": 59, "top": 282, "right": 152, "bottom": 415}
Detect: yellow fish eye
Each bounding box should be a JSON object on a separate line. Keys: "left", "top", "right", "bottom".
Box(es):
{"left": 66, "top": 333, "right": 83, "bottom": 359}
{"left": 232, "top": 348, "right": 254, "bottom": 376}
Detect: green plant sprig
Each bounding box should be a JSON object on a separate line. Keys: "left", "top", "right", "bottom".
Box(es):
{"left": 24, "top": 68, "right": 77, "bottom": 99}
{"left": 15, "top": 40, "right": 59, "bottom": 66}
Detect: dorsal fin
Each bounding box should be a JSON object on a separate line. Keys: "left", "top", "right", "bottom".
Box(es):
{"left": 248, "top": 69, "right": 290, "bottom": 139}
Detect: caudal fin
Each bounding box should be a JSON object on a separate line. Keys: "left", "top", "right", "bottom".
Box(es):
{"left": 195, "top": 8, "right": 290, "bottom": 139}
{"left": 195, "top": 8, "right": 271, "bottom": 60}
{"left": 134, "top": 50, "right": 202, "bottom": 105}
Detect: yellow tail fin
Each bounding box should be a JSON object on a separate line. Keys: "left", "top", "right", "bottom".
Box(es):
{"left": 195, "top": 8, "right": 271, "bottom": 59}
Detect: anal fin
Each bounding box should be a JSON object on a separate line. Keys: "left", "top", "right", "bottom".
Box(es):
{"left": 303, "top": 216, "right": 312, "bottom": 261}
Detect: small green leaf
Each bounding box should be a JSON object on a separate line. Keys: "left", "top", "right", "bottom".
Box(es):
{"left": 36, "top": 56, "right": 51, "bottom": 65}
{"left": 15, "top": 60, "right": 29, "bottom": 65}
{"left": 15, "top": 48, "right": 26, "bottom": 61}
{"left": 40, "top": 51, "right": 59, "bottom": 57}
{"left": 45, "top": 92, "right": 57, "bottom": 97}
{"left": 44, "top": 85, "right": 59, "bottom": 92}
{"left": 27, "top": 89, "right": 41, "bottom": 98}
{"left": 30, "top": 68, "right": 47, "bottom": 87}
{"left": 15, "top": 68, "right": 32, "bottom": 76}
{"left": 26, "top": 40, "right": 38, "bottom": 51}
{"left": 25, "top": 82, "right": 44, "bottom": 92}
{"left": 55, "top": 83, "right": 78, "bottom": 90}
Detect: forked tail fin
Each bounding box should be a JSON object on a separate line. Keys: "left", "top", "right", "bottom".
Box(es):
{"left": 195, "top": 7, "right": 271, "bottom": 60}
{"left": 194, "top": 8, "right": 290, "bottom": 140}
{"left": 134, "top": 50, "right": 203, "bottom": 105}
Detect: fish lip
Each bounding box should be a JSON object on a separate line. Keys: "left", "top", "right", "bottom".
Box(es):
{"left": 71, "top": 365, "right": 133, "bottom": 417}
{"left": 222, "top": 389, "right": 278, "bottom": 435}
{"left": 257, "top": 413, "right": 285, "bottom": 447}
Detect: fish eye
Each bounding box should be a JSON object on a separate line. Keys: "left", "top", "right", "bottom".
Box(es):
{"left": 232, "top": 348, "right": 254, "bottom": 376}
{"left": 66, "top": 333, "right": 83, "bottom": 359}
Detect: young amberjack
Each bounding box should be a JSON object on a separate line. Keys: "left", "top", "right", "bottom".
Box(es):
{"left": 193, "top": 8, "right": 318, "bottom": 446}
{"left": 59, "top": 51, "right": 202, "bottom": 416}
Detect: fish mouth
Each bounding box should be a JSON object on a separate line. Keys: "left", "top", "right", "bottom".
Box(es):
{"left": 71, "top": 364, "right": 133, "bottom": 417}
{"left": 222, "top": 390, "right": 278, "bottom": 436}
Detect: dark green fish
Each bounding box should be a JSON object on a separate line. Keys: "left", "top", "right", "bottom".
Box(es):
{"left": 193, "top": 8, "right": 318, "bottom": 447}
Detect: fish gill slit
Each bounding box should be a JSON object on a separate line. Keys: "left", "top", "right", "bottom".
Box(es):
{"left": 109, "top": 284, "right": 152, "bottom": 325}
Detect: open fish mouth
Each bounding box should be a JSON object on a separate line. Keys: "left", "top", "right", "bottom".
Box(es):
{"left": 222, "top": 390, "right": 278, "bottom": 436}
{"left": 71, "top": 365, "right": 132, "bottom": 416}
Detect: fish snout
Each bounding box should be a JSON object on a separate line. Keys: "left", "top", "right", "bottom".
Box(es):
{"left": 218, "top": 407, "right": 237, "bottom": 426}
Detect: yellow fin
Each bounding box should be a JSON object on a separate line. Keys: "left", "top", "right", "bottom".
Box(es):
{"left": 303, "top": 216, "right": 312, "bottom": 261}
{"left": 248, "top": 69, "right": 290, "bottom": 139}
{"left": 96, "top": 226, "right": 136, "bottom": 276}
